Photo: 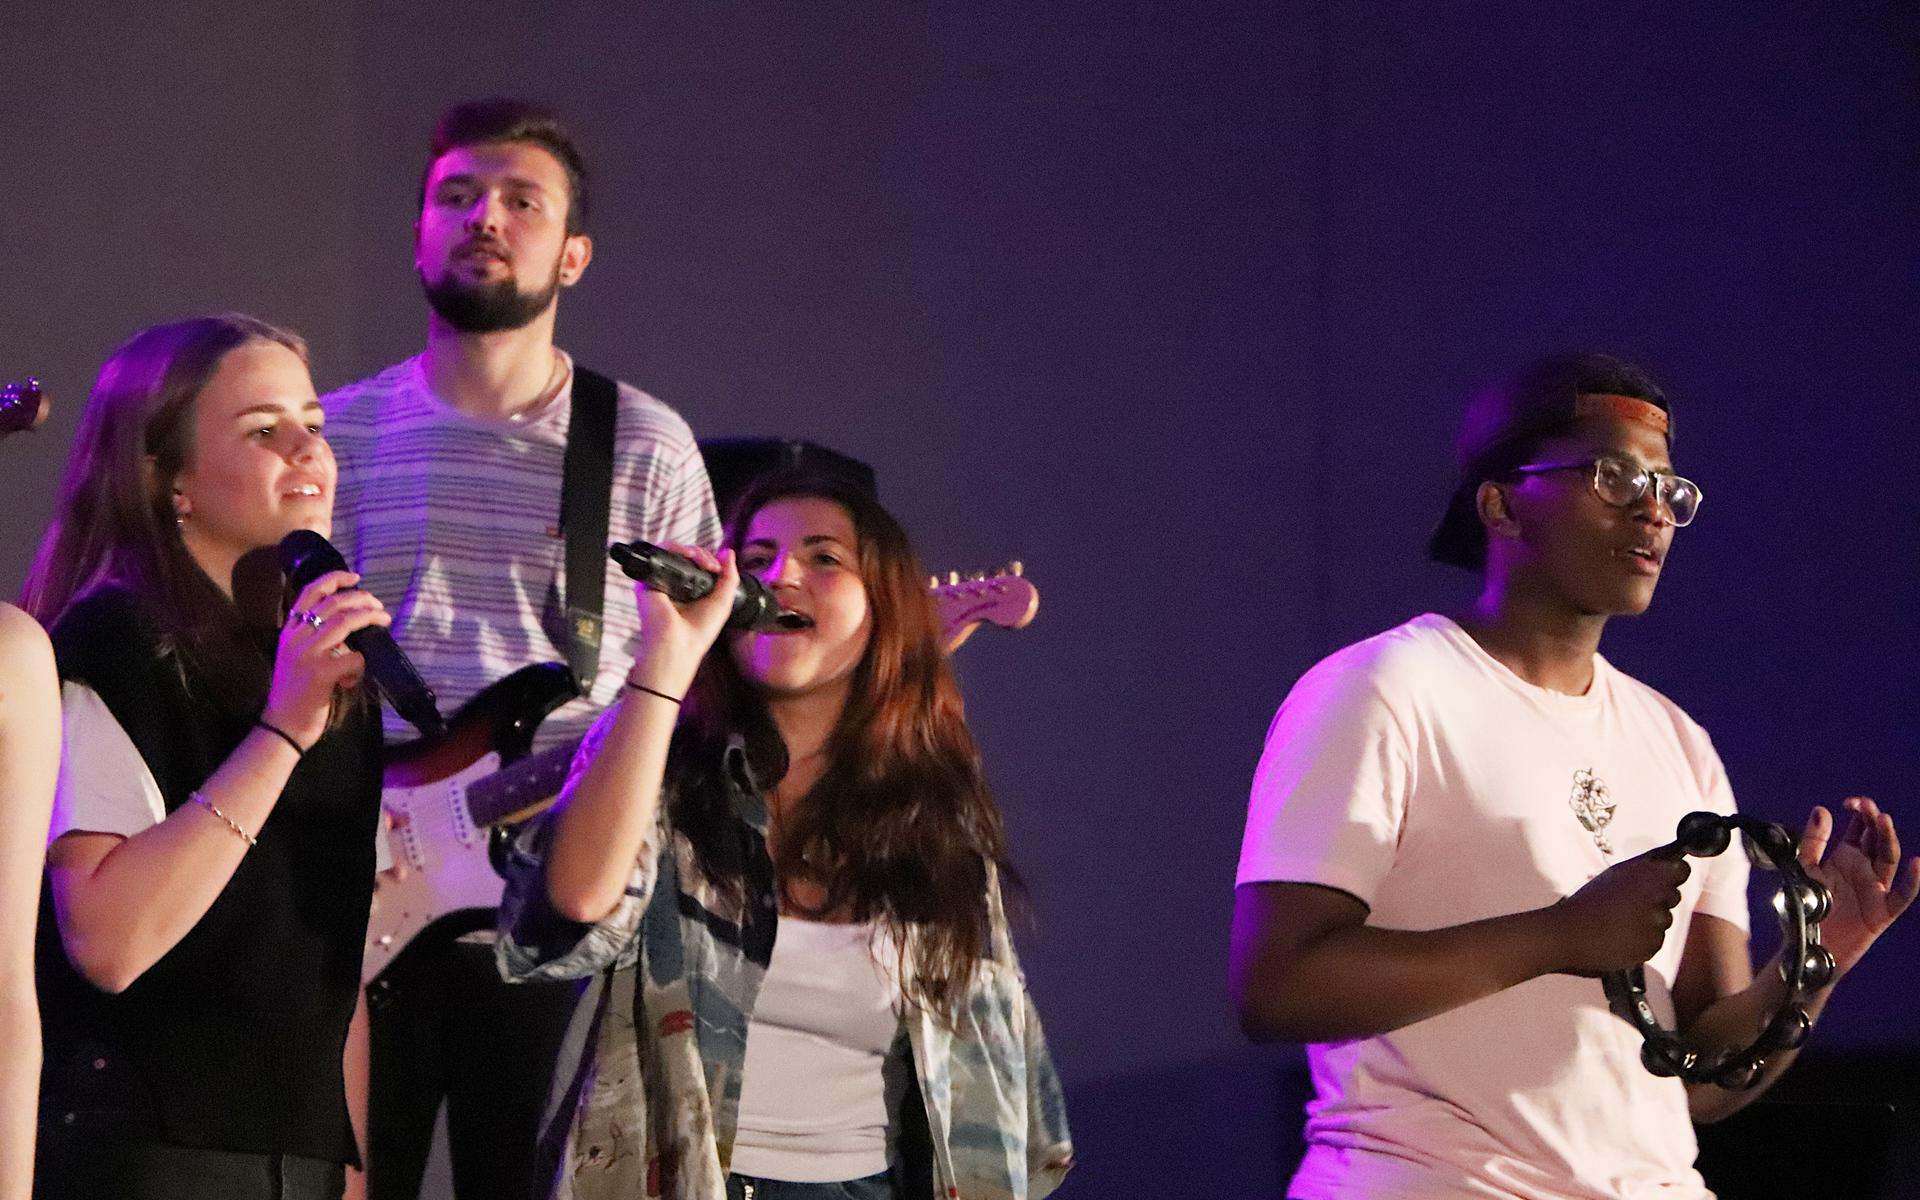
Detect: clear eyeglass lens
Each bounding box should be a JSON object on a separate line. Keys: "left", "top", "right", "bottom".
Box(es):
{"left": 1593, "top": 458, "right": 1699, "bottom": 526}
{"left": 1663, "top": 479, "right": 1700, "bottom": 526}
{"left": 1592, "top": 458, "right": 1643, "bottom": 506}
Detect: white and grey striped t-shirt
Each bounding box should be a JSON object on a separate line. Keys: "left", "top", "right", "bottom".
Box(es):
{"left": 322, "top": 352, "right": 720, "bottom": 751}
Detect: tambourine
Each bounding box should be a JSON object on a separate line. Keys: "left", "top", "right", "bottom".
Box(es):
{"left": 1602, "top": 811, "right": 1831, "bottom": 1089}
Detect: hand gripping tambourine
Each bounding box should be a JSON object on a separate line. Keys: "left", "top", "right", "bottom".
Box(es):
{"left": 1602, "top": 811, "right": 1831, "bottom": 1089}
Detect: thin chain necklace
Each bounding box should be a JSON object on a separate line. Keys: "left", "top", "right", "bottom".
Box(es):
{"left": 505, "top": 350, "right": 568, "bottom": 424}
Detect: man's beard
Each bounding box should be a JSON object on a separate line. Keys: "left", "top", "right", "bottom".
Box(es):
{"left": 420, "top": 256, "right": 563, "bottom": 334}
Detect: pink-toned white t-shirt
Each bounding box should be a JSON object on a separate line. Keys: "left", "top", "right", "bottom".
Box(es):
{"left": 1238, "top": 614, "right": 1750, "bottom": 1200}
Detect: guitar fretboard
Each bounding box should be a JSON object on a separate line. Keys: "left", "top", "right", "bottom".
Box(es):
{"left": 465, "top": 740, "right": 581, "bottom": 827}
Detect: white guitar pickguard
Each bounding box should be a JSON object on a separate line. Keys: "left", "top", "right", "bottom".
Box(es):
{"left": 362, "top": 752, "right": 510, "bottom": 985}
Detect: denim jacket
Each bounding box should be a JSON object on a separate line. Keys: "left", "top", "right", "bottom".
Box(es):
{"left": 497, "top": 721, "right": 1073, "bottom": 1200}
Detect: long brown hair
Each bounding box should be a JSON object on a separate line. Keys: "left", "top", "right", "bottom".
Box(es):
{"left": 22, "top": 314, "right": 309, "bottom": 711}
{"left": 674, "top": 470, "right": 1016, "bottom": 1019}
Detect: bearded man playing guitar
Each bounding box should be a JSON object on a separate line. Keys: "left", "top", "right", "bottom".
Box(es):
{"left": 322, "top": 99, "right": 719, "bottom": 1200}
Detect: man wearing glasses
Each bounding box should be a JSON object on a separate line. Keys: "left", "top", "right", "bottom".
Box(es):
{"left": 1231, "top": 352, "right": 1916, "bottom": 1198}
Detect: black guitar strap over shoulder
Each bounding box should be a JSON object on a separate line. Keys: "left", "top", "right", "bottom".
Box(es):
{"left": 559, "top": 366, "right": 618, "bottom": 699}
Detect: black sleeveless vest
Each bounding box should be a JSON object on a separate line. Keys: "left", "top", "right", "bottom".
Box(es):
{"left": 37, "top": 588, "right": 380, "bottom": 1165}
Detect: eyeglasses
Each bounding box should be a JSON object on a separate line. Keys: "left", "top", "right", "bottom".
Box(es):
{"left": 1508, "top": 454, "right": 1703, "bottom": 526}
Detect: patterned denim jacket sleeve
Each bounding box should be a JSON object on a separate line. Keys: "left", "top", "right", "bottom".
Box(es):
{"left": 496, "top": 705, "right": 671, "bottom": 983}
{"left": 1021, "top": 987, "right": 1075, "bottom": 1196}
{"left": 996, "top": 878, "right": 1074, "bottom": 1195}
{"left": 932, "top": 866, "right": 1076, "bottom": 1198}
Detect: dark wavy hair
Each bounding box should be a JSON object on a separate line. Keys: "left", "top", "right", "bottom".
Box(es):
{"left": 671, "top": 469, "right": 1017, "bottom": 1019}
{"left": 22, "top": 314, "right": 307, "bottom": 714}
{"left": 419, "top": 97, "right": 590, "bottom": 235}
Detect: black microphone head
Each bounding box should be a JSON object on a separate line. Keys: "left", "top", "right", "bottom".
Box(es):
{"left": 733, "top": 579, "right": 786, "bottom": 631}
{"left": 278, "top": 529, "right": 349, "bottom": 593}
{"left": 608, "top": 542, "right": 647, "bottom": 578}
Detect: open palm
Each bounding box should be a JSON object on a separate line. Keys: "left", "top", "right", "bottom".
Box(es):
{"left": 1798, "top": 796, "right": 1920, "bottom": 977}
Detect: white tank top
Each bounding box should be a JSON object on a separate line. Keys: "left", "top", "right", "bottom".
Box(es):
{"left": 730, "top": 918, "right": 902, "bottom": 1182}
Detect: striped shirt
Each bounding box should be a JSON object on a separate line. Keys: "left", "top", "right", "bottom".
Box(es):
{"left": 322, "top": 353, "right": 720, "bottom": 749}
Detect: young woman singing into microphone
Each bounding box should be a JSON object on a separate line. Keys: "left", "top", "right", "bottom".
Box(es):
{"left": 23, "top": 314, "right": 388, "bottom": 1200}
{"left": 499, "top": 470, "right": 1072, "bottom": 1200}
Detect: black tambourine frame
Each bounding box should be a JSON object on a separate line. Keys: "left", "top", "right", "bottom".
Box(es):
{"left": 1602, "top": 811, "right": 1832, "bottom": 1089}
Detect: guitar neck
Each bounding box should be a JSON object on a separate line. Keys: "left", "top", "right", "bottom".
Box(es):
{"left": 464, "top": 739, "right": 581, "bottom": 827}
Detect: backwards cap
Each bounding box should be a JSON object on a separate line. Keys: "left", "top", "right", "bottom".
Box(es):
{"left": 1428, "top": 352, "right": 1673, "bottom": 569}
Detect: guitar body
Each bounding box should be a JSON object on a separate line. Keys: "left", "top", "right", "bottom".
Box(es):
{"left": 364, "top": 662, "right": 579, "bottom": 985}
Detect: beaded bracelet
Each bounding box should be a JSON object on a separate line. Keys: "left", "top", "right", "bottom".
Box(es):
{"left": 190, "top": 790, "right": 259, "bottom": 848}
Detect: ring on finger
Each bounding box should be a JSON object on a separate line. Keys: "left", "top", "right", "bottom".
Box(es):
{"left": 328, "top": 645, "right": 349, "bottom": 659}
{"left": 298, "top": 609, "right": 325, "bottom": 630}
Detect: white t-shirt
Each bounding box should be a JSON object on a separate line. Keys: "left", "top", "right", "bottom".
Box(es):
{"left": 1238, "top": 614, "right": 1750, "bottom": 1200}
{"left": 731, "top": 918, "right": 902, "bottom": 1182}
{"left": 49, "top": 681, "right": 166, "bottom": 841}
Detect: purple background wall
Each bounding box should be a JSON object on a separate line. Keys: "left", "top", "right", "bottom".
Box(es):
{"left": 4, "top": 3, "right": 1916, "bottom": 1194}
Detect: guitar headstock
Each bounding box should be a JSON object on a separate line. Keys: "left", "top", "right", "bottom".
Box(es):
{"left": 0, "top": 378, "right": 50, "bottom": 438}
{"left": 931, "top": 561, "right": 1039, "bottom": 654}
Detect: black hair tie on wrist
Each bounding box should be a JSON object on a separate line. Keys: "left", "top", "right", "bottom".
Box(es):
{"left": 624, "top": 680, "right": 683, "bottom": 706}
{"left": 255, "top": 718, "right": 307, "bottom": 758}
{"left": 1603, "top": 811, "right": 1830, "bottom": 1089}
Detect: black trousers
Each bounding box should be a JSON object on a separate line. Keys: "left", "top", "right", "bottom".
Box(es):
{"left": 366, "top": 926, "right": 581, "bottom": 1200}
{"left": 35, "top": 1138, "right": 344, "bottom": 1200}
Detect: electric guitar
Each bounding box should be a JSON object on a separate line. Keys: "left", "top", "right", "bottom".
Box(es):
{"left": 361, "top": 565, "right": 1038, "bottom": 984}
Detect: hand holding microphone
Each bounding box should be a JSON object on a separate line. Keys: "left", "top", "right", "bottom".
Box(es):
{"left": 278, "top": 530, "right": 446, "bottom": 738}
{"left": 607, "top": 541, "right": 752, "bottom": 703}
{"left": 264, "top": 568, "right": 393, "bottom": 750}
{"left": 609, "top": 540, "right": 791, "bottom": 632}
{"left": 0, "top": 377, "right": 52, "bottom": 439}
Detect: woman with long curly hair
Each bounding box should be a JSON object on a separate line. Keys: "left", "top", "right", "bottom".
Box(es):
{"left": 499, "top": 469, "right": 1071, "bottom": 1200}
{"left": 24, "top": 314, "right": 388, "bottom": 1200}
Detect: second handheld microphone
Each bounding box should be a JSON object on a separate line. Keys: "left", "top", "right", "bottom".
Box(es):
{"left": 607, "top": 541, "right": 792, "bottom": 632}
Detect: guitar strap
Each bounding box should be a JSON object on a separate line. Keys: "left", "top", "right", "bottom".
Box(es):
{"left": 559, "top": 366, "right": 619, "bottom": 699}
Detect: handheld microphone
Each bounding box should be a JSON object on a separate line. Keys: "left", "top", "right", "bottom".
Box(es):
{"left": 277, "top": 530, "right": 447, "bottom": 737}
{"left": 0, "top": 378, "right": 51, "bottom": 439}
{"left": 608, "top": 541, "right": 788, "bottom": 632}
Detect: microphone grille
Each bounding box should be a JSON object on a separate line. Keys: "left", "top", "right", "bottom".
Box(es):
{"left": 277, "top": 529, "right": 348, "bottom": 591}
